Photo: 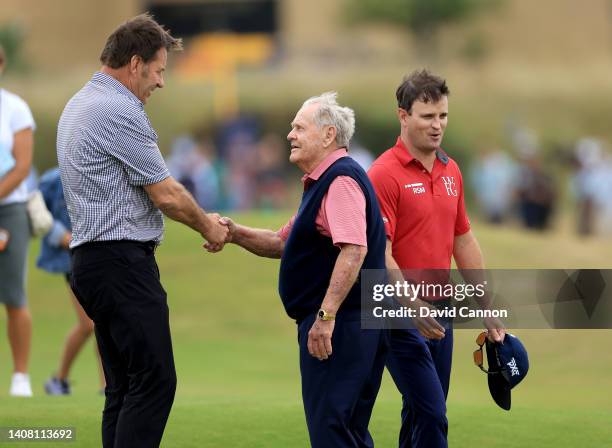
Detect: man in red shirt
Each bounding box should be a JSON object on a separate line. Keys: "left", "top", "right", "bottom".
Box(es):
{"left": 368, "top": 70, "right": 505, "bottom": 448}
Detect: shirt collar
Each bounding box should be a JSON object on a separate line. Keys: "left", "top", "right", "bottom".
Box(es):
{"left": 302, "top": 148, "right": 348, "bottom": 184}
{"left": 436, "top": 148, "right": 449, "bottom": 165}
{"left": 91, "top": 72, "right": 143, "bottom": 108}
{"left": 392, "top": 136, "right": 449, "bottom": 166}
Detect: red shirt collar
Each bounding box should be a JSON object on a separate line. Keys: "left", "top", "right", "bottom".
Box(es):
{"left": 302, "top": 148, "right": 348, "bottom": 184}
{"left": 391, "top": 137, "right": 416, "bottom": 166}
{"left": 391, "top": 136, "right": 450, "bottom": 167}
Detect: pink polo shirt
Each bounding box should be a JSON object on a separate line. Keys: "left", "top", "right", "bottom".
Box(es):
{"left": 278, "top": 149, "right": 367, "bottom": 247}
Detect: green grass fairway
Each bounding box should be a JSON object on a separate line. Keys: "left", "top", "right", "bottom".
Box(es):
{"left": 1, "top": 212, "right": 611, "bottom": 447}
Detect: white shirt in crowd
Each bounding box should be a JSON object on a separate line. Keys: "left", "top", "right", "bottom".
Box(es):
{"left": 0, "top": 88, "right": 36, "bottom": 205}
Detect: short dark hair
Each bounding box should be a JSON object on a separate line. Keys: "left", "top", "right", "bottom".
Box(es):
{"left": 396, "top": 69, "right": 449, "bottom": 112}
{"left": 100, "top": 13, "right": 183, "bottom": 69}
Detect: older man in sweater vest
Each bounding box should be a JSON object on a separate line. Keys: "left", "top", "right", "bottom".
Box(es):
{"left": 208, "top": 92, "right": 387, "bottom": 448}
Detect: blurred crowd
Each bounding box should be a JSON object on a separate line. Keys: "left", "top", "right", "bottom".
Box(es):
{"left": 166, "top": 116, "right": 612, "bottom": 238}
{"left": 569, "top": 137, "right": 612, "bottom": 236}
{"left": 165, "top": 115, "right": 375, "bottom": 212}
{"left": 166, "top": 115, "right": 291, "bottom": 211}
{"left": 469, "top": 127, "right": 612, "bottom": 237}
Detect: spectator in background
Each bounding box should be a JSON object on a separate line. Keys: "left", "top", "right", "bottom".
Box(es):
{"left": 585, "top": 145, "right": 612, "bottom": 236}
{"left": 571, "top": 138, "right": 602, "bottom": 236}
{"left": 254, "top": 133, "right": 289, "bottom": 209}
{"left": 223, "top": 130, "right": 259, "bottom": 210}
{"left": 216, "top": 114, "right": 260, "bottom": 210}
{"left": 216, "top": 114, "right": 259, "bottom": 161}
{"left": 171, "top": 126, "right": 294, "bottom": 211}
{"left": 167, "top": 135, "right": 220, "bottom": 210}
{"left": 508, "top": 125, "right": 557, "bottom": 230}
{"left": 516, "top": 150, "right": 557, "bottom": 230}
{"left": 0, "top": 44, "right": 36, "bottom": 397}
{"left": 470, "top": 148, "right": 518, "bottom": 224}
{"left": 167, "top": 136, "right": 199, "bottom": 196}
{"left": 37, "top": 167, "right": 105, "bottom": 395}
{"left": 192, "top": 137, "right": 222, "bottom": 210}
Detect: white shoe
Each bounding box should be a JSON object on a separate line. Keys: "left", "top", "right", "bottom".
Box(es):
{"left": 9, "top": 372, "right": 33, "bottom": 397}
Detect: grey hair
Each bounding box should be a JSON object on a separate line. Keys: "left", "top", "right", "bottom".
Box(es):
{"left": 302, "top": 92, "right": 355, "bottom": 148}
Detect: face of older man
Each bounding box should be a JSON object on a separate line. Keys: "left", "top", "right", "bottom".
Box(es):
{"left": 287, "top": 102, "right": 330, "bottom": 173}
{"left": 130, "top": 47, "right": 167, "bottom": 104}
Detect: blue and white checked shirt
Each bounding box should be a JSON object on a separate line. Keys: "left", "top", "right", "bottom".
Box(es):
{"left": 57, "top": 72, "right": 170, "bottom": 248}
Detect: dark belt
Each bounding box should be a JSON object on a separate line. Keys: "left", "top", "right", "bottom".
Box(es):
{"left": 72, "top": 239, "right": 157, "bottom": 255}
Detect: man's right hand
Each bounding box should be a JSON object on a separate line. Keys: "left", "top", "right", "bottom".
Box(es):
{"left": 413, "top": 315, "right": 446, "bottom": 340}
{"left": 201, "top": 213, "right": 229, "bottom": 249}
{"left": 410, "top": 298, "right": 446, "bottom": 340}
{"left": 384, "top": 239, "right": 445, "bottom": 339}
{"left": 203, "top": 216, "right": 234, "bottom": 253}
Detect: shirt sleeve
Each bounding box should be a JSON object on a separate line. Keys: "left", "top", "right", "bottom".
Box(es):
{"left": 277, "top": 214, "right": 296, "bottom": 241}
{"left": 318, "top": 176, "right": 367, "bottom": 247}
{"left": 9, "top": 95, "right": 35, "bottom": 133}
{"left": 454, "top": 170, "right": 471, "bottom": 236}
{"left": 368, "top": 163, "right": 399, "bottom": 240}
{"left": 109, "top": 110, "right": 170, "bottom": 186}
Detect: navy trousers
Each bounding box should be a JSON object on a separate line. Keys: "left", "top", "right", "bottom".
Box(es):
{"left": 386, "top": 328, "right": 453, "bottom": 448}
{"left": 298, "top": 313, "right": 387, "bottom": 448}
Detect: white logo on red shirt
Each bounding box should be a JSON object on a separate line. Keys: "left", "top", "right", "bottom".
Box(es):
{"left": 405, "top": 182, "right": 425, "bottom": 194}
{"left": 441, "top": 176, "right": 457, "bottom": 196}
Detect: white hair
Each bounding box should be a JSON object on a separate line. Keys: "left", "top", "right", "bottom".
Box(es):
{"left": 302, "top": 92, "right": 355, "bottom": 148}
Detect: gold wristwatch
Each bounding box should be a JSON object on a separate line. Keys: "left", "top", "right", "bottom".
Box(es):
{"left": 317, "top": 309, "right": 336, "bottom": 321}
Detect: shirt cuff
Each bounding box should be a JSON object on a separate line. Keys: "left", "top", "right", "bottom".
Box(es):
{"left": 333, "top": 238, "right": 367, "bottom": 248}
{"left": 135, "top": 170, "right": 171, "bottom": 187}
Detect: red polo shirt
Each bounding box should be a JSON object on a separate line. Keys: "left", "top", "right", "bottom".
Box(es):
{"left": 368, "top": 137, "right": 470, "bottom": 270}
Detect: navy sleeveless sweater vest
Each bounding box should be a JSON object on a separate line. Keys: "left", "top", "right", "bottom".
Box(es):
{"left": 278, "top": 156, "right": 386, "bottom": 322}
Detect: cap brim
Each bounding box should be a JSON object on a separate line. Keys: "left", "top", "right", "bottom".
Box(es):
{"left": 486, "top": 340, "right": 512, "bottom": 410}
{"left": 488, "top": 373, "right": 511, "bottom": 410}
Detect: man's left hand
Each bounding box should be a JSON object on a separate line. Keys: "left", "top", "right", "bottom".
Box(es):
{"left": 484, "top": 316, "right": 506, "bottom": 343}
{"left": 307, "top": 319, "right": 335, "bottom": 361}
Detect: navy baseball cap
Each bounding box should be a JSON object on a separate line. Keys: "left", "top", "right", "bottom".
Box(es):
{"left": 485, "top": 333, "right": 529, "bottom": 410}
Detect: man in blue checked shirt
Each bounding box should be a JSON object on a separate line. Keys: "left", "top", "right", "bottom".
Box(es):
{"left": 57, "top": 14, "right": 228, "bottom": 448}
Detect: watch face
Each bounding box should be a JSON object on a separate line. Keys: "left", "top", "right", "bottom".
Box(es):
{"left": 318, "top": 310, "right": 325, "bottom": 319}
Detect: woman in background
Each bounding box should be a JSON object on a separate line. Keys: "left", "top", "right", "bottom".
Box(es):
{"left": 37, "top": 167, "right": 105, "bottom": 395}
{"left": 0, "top": 44, "right": 35, "bottom": 397}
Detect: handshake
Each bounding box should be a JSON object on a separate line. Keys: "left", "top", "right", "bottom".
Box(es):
{"left": 198, "top": 212, "right": 283, "bottom": 259}
{"left": 201, "top": 213, "right": 235, "bottom": 253}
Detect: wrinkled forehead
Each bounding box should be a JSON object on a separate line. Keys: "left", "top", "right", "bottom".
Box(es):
{"left": 291, "top": 102, "right": 319, "bottom": 127}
